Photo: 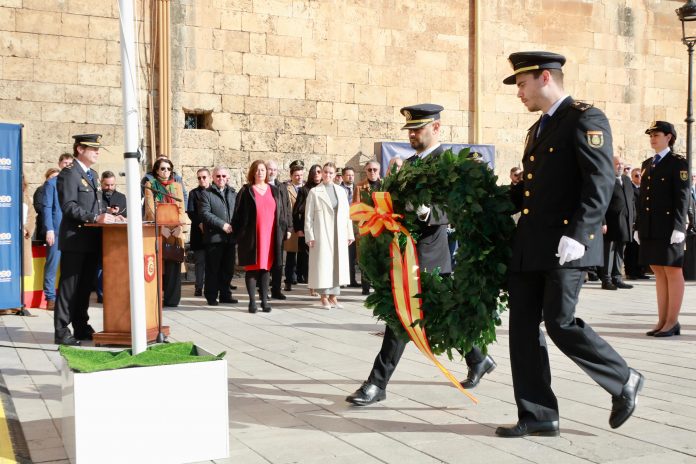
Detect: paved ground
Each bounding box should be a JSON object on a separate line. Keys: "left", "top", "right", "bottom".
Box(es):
{"left": 0, "top": 277, "right": 695, "bottom": 464}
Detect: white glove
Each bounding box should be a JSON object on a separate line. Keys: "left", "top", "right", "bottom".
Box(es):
{"left": 416, "top": 205, "right": 431, "bottom": 221}
{"left": 670, "top": 229, "right": 686, "bottom": 244}
{"left": 633, "top": 230, "right": 640, "bottom": 245}
{"left": 556, "top": 235, "right": 585, "bottom": 265}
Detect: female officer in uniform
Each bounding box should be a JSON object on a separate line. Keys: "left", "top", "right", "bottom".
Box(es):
{"left": 636, "top": 121, "right": 690, "bottom": 337}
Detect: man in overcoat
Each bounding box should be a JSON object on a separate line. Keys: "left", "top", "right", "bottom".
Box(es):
{"left": 498, "top": 51, "right": 643, "bottom": 437}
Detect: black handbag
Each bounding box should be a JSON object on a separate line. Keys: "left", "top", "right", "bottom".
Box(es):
{"left": 162, "top": 243, "right": 185, "bottom": 263}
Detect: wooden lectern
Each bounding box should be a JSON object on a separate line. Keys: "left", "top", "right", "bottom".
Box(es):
{"left": 91, "top": 223, "right": 171, "bottom": 346}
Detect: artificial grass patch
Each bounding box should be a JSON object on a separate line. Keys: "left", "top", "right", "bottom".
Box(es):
{"left": 59, "top": 342, "right": 225, "bottom": 373}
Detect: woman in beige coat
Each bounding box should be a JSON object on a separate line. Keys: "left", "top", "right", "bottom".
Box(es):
{"left": 305, "top": 162, "right": 355, "bottom": 309}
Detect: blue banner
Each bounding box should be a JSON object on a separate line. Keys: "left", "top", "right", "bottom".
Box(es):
{"left": 0, "top": 124, "right": 22, "bottom": 310}
{"left": 377, "top": 142, "right": 496, "bottom": 178}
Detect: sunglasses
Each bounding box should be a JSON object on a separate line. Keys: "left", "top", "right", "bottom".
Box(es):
{"left": 158, "top": 166, "right": 171, "bottom": 171}
{"left": 367, "top": 168, "right": 379, "bottom": 172}
{"left": 215, "top": 175, "right": 228, "bottom": 178}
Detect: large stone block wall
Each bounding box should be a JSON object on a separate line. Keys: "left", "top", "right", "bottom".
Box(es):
{"left": 0, "top": 0, "right": 690, "bottom": 193}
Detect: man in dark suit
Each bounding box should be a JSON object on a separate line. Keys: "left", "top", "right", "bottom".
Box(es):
{"left": 199, "top": 166, "right": 238, "bottom": 306}
{"left": 95, "top": 170, "right": 128, "bottom": 302}
{"left": 598, "top": 157, "right": 635, "bottom": 290}
{"left": 187, "top": 168, "right": 211, "bottom": 296}
{"left": 624, "top": 168, "right": 647, "bottom": 279}
{"left": 346, "top": 104, "right": 496, "bottom": 406}
{"left": 54, "top": 134, "right": 120, "bottom": 345}
{"left": 340, "top": 166, "right": 360, "bottom": 287}
{"left": 498, "top": 52, "right": 643, "bottom": 437}
{"left": 266, "top": 160, "right": 292, "bottom": 300}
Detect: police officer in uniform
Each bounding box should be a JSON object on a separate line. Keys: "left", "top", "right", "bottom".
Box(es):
{"left": 635, "top": 121, "right": 690, "bottom": 337}
{"left": 54, "top": 134, "right": 119, "bottom": 345}
{"left": 346, "top": 104, "right": 496, "bottom": 406}
{"left": 498, "top": 52, "right": 643, "bottom": 437}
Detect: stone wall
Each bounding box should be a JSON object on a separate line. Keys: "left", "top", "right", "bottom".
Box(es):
{"left": 0, "top": 0, "right": 691, "bottom": 194}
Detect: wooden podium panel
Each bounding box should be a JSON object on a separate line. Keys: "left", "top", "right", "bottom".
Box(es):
{"left": 91, "top": 224, "right": 170, "bottom": 346}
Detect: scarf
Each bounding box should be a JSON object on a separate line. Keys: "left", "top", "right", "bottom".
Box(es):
{"left": 152, "top": 177, "right": 176, "bottom": 204}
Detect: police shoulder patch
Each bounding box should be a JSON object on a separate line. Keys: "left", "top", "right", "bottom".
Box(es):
{"left": 572, "top": 101, "right": 594, "bottom": 112}
{"left": 681, "top": 170, "right": 688, "bottom": 181}
{"left": 587, "top": 130, "right": 604, "bottom": 148}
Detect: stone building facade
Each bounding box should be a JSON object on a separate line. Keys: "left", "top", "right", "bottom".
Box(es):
{"left": 0, "top": 0, "right": 691, "bottom": 192}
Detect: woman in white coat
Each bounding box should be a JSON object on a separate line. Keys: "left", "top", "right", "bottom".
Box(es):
{"left": 305, "top": 162, "right": 355, "bottom": 309}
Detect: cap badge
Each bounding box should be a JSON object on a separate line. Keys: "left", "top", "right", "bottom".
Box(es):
{"left": 403, "top": 110, "right": 412, "bottom": 121}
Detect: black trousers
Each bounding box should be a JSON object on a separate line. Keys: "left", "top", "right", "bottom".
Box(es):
{"left": 162, "top": 260, "right": 182, "bottom": 307}
{"left": 597, "top": 240, "right": 625, "bottom": 282}
{"left": 624, "top": 239, "right": 644, "bottom": 277}
{"left": 348, "top": 241, "right": 358, "bottom": 284}
{"left": 285, "top": 251, "right": 297, "bottom": 284}
{"left": 367, "top": 324, "right": 485, "bottom": 389}
{"left": 204, "top": 242, "right": 236, "bottom": 301}
{"left": 508, "top": 268, "right": 630, "bottom": 422}
{"left": 54, "top": 250, "right": 98, "bottom": 337}
{"left": 296, "top": 236, "right": 308, "bottom": 282}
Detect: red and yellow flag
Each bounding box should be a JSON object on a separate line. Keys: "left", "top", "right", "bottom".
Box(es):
{"left": 351, "top": 192, "right": 477, "bottom": 403}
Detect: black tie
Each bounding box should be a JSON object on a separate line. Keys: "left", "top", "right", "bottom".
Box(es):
{"left": 538, "top": 114, "right": 551, "bottom": 137}
{"left": 86, "top": 169, "right": 95, "bottom": 187}
{"left": 651, "top": 154, "right": 660, "bottom": 167}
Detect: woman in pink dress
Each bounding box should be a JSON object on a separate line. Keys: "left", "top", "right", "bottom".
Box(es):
{"left": 233, "top": 160, "right": 284, "bottom": 313}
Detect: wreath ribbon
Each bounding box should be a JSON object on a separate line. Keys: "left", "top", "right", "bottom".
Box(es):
{"left": 351, "top": 192, "right": 477, "bottom": 403}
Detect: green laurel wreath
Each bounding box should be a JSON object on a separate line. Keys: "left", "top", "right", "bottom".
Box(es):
{"left": 358, "top": 148, "right": 516, "bottom": 359}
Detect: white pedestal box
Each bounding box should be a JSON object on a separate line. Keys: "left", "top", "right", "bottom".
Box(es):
{"left": 61, "top": 350, "right": 229, "bottom": 464}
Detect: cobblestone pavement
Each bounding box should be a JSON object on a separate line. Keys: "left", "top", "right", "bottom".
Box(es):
{"left": 0, "top": 277, "right": 694, "bottom": 463}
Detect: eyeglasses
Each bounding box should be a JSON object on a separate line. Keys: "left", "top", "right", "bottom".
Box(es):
{"left": 632, "top": 174, "right": 641, "bottom": 178}
{"left": 158, "top": 167, "right": 171, "bottom": 171}
{"left": 367, "top": 168, "right": 379, "bottom": 172}
{"left": 197, "top": 176, "right": 208, "bottom": 180}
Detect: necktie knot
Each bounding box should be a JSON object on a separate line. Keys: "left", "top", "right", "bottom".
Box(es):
{"left": 652, "top": 154, "right": 660, "bottom": 166}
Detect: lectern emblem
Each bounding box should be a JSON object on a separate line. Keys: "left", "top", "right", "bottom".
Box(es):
{"left": 144, "top": 255, "right": 156, "bottom": 282}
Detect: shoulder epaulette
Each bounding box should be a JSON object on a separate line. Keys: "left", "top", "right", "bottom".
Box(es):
{"left": 571, "top": 101, "right": 594, "bottom": 112}
{"left": 674, "top": 153, "right": 686, "bottom": 160}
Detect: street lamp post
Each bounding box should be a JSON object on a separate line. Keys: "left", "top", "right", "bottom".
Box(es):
{"left": 676, "top": 0, "right": 696, "bottom": 177}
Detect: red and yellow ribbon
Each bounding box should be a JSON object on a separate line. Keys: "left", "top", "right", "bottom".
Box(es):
{"left": 351, "top": 192, "right": 477, "bottom": 403}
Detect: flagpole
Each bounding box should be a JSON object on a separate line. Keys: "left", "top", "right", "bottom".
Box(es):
{"left": 118, "top": 0, "right": 147, "bottom": 354}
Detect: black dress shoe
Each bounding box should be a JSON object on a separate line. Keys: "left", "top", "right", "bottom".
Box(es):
{"left": 248, "top": 302, "right": 258, "bottom": 313}
{"left": 609, "top": 368, "right": 644, "bottom": 429}
{"left": 587, "top": 272, "right": 599, "bottom": 282}
{"left": 262, "top": 304, "right": 272, "bottom": 313}
{"left": 194, "top": 287, "right": 202, "bottom": 296}
{"left": 601, "top": 281, "right": 618, "bottom": 290}
{"left": 55, "top": 333, "right": 81, "bottom": 346}
{"left": 645, "top": 327, "right": 661, "bottom": 336}
{"left": 460, "top": 355, "right": 496, "bottom": 389}
{"left": 612, "top": 279, "right": 633, "bottom": 289}
{"left": 229, "top": 284, "right": 238, "bottom": 290}
{"left": 654, "top": 322, "right": 680, "bottom": 337}
{"left": 346, "top": 382, "right": 386, "bottom": 406}
{"left": 220, "top": 297, "right": 239, "bottom": 304}
{"left": 207, "top": 299, "right": 219, "bottom": 306}
{"left": 284, "top": 283, "right": 292, "bottom": 291}
{"left": 495, "top": 419, "right": 560, "bottom": 437}
{"left": 271, "top": 292, "right": 287, "bottom": 300}
{"left": 362, "top": 289, "right": 370, "bottom": 295}
{"left": 74, "top": 325, "right": 95, "bottom": 341}
{"left": 348, "top": 282, "right": 361, "bottom": 288}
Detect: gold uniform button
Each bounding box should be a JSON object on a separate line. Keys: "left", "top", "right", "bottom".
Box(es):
{"left": 527, "top": 173, "right": 533, "bottom": 180}
{"left": 666, "top": 211, "right": 670, "bottom": 215}
{"left": 530, "top": 155, "right": 535, "bottom": 161}
{"left": 661, "top": 178, "right": 665, "bottom": 181}
{"left": 524, "top": 190, "right": 530, "bottom": 197}
{"left": 523, "top": 208, "right": 529, "bottom": 215}
{"left": 646, "top": 207, "right": 650, "bottom": 212}
{"left": 563, "top": 219, "right": 569, "bottom": 225}
{"left": 549, "top": 147, "right": 554, "bottom": 152}
{"left": 646, "top": 196, "right": 649, "bottom": 201}
{"left": 589, "top": 234, "right": 595, "bottom": 240}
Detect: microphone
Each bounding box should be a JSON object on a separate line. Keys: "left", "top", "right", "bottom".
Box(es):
{"left": 142, "top": 183, "right": 182, "bottom": 202}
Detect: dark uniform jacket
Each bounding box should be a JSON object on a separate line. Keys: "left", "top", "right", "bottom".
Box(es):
{"left": 635, "top": 151, "right": 690, "bottom": 239}
{"left": 57, "top": 163, "right": 102, "bottom": 253}
{"left": 32, "top": 184, "right": 46, "bottom": 241}
{"left": 509, "top": 97, "right": 614, "bottom": 271}
{"left": 406, "top": 145, "right": 452, "bottom": 274}
{"left": 233, "top": 183, "right": 284, "bottom": 267}
{"left": 199, "top": 184, "right": 237, "bottom": 245}
{"left": 272, "top": 178, "right": 292, "bottom": 237}
{"left": 186, "top": 186, "right": 207, "bottom": 251}
{"left": 101, "top": 190, "right": 127, "bottom": 218}
{"left": 603, "top": 174, "right": 634, "bottom": 242}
